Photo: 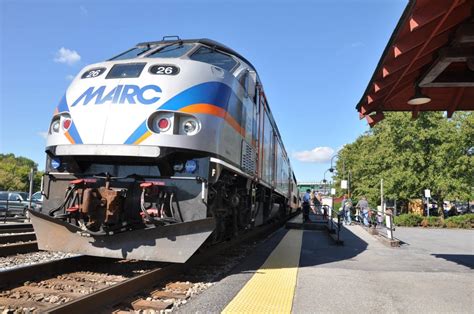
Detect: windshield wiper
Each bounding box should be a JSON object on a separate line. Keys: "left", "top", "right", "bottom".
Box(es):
{"left": 151, "top": 41, "right": 183, "bottom": 55}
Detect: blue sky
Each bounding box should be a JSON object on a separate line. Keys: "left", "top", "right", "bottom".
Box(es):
{"left": 0, "top": 0, "right": 406, "bottom": 182}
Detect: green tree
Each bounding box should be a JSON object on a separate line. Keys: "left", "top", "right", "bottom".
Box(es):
{"left": 334, "top": 112, "right": 473, "bottom": 210}
{"left": 0, "top": 154, "right": 43, "bottom": 192}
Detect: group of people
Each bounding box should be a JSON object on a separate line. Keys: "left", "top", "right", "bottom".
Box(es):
{"left": 302, "top": 189, "right": 324, "bottom": 222}
{"left": 302, "top": 189, "right": 371, "bottom": 226}
{"left": 341, "top": 195, "right": 370, "bottom": 226}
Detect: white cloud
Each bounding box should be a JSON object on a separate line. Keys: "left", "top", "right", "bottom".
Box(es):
{"left": 65, "top": 74, "right": 75, "bottom": 81}
{"left": 80, "top": 5, "right": 88, "bottom": 16}
{"left": 37, "top": 131, "right": 48, "bottom": 139}
{"left": 292, "top": 146, "right": 335, "bottom": 163}
{"left": 350, "top": 41, "right": 364, "bottom": 48}
{"left": 54, "top": 47, "right": 81, "bottom": 65}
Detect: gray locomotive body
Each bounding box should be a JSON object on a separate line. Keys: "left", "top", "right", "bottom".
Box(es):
{"left": 32, "top": 38, "right": 299, "bottom": 262}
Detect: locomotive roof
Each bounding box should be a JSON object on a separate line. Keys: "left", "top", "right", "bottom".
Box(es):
{"left": 136, "top": 38, "right": 256, "bottom": 71}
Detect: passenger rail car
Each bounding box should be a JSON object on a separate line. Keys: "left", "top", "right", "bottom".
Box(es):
{"left": 31, "top": 37, "right": 299, "bottom": 263}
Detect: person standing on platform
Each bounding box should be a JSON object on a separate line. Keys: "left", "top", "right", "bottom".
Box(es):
{"left": 316, "top": 192, "right": 323, "bottom": 214}
{"left": 343, "top": 197, "right": 353, "bottom": 225}
{"left": 302, "top": 189, "right": 311, "bottom": 222}
{"left": 356, "top": 196, "right": 370, "bottom": 226}
{"left": 309, "top": 190, "right": 316, "bottom": 214}
{"left": 339, "top": 194, "right": 346, "bottom": 222}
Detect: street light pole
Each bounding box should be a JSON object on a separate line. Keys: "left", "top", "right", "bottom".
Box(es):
{"left": 348, "top": 170, "right": 351, "bottom": 198}
{"left": 329, "top": 154, "right": 338, "bottom": 172}
{"left": 323, "top": 169, "right": 330, "bottom": 195}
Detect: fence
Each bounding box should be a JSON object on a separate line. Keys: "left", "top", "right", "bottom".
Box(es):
{"left": 325, "top": 205, "right": 343, "bottom": 243}
{"left": 356, "top": 207, "right": 395, "bottom": 240}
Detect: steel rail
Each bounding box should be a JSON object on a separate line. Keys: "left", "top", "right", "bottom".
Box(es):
{"left": 0, "top": 256, "right": 108, "bottom": 288}
{"left": 0, "top": 241, "right": 38, "bottom": 257}
{"left": 0, "top": 223, "right": 34, "bottom": 234}
{"left": 0, "top": 232, "right": 36, "bottom": 245}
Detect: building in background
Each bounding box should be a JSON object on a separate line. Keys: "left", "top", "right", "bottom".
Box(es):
{"left": 297, "top": 181, "right": 330, "bottom": 196}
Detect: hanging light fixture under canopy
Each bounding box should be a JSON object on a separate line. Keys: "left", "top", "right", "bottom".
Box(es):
{"left": 407, "top": 87, "right": 431, "bottom": 105}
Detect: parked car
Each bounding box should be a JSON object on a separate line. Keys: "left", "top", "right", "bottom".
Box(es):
{"left": 422, "top": 200, "right": 439, "bottom": 216}
{"left": 0, "top": 191, "right": 41, "bottom": 217}
{"left": 31, "top": 191, "right": 43, "bottom": 211}
{"left": 453, "top": 202, "right": 471, "bottom": 215}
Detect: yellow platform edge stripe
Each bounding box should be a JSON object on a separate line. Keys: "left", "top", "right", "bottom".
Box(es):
{"left": 222, "top": 229, "right": 303, "bottom": 314}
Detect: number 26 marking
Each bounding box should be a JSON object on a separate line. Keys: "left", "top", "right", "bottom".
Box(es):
{"left": 150, "top": 65, "right": 179, "bottom": 75}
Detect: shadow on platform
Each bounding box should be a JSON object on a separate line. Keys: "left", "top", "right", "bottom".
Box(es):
{"left": 431, "top": 254, "right": 474, "bottom": 269}
{"left": 298, "top": 224, "right": 368, "bottom": 268}
{"left": 226, "top": 218, "right": 370, "bottom": 276}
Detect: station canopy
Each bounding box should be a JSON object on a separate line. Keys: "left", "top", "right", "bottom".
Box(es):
{"left": 356, "top": 0, "right": 474, "bottom": 127}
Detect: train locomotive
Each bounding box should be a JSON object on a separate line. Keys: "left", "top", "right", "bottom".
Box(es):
{"left": 30, "top": 37, "right": 299, "bottom": 263}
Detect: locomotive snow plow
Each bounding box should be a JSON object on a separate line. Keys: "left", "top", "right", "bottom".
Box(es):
{"left": 29, "top": 209, "right": 215, "bottom": 263}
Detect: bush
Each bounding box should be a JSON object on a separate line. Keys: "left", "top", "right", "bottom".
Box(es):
{"left": 394, "top": 213, "right": 423, "bottom": 227}
{"left": 395, "top": 213, "right": 473, "bottom": 228}
{"left": 420, "top": 216, "right": 444, "bottom": 228}
{"left": 444, "top": 214, "right": 474, "bottom": 229}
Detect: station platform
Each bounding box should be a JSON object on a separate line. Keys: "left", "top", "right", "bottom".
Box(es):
{"left": 286, "top": 212, "right": 328, "bottom": 230}
{"left": 177, "top": 217, "right": 473, "bottom": 313}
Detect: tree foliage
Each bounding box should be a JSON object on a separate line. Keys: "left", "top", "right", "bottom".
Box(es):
{"left": 0, "top": 154, "right": 43, "bottom": 192}
{"left": 333, "top": 112, "right": 473, "bottom": 207}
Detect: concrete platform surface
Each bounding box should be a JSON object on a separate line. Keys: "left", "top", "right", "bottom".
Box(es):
{"left": 293, "top": 224, "right": 473, "bottom": 313}
{"left": 178, "top": 224, "right": 473, "bottom": 313}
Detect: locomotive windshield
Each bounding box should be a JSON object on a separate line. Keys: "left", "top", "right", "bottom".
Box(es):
{"left": 190, "top": 46, "right": 237, "bottom": 71}
{"left": 147, "top": 43, "right": 194, "bottom": 58}
{"left": 110, "top": 46, "right": 155, "bottom": 61}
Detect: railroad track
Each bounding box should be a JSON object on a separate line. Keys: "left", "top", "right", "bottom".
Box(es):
{"left": 0, "top": 213, "right": 297, "bottom": 313}
{"left": 0, "top": 255, "right": 164, "bottom": 312}
{"left": 0, "top": 223, "right": 34, "bottom": 234}
{"left": 0, "top": 241, "right": 38, "bottom": 257}
{"left": 0, "top": 232, "right": 36, "bottom": 245}
{"left": 0, "top": 223, "right": 38, "bottom": 257}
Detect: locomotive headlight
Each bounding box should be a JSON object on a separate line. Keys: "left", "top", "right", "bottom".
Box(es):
{"left": 182, "top": 118, "right": 200, "bottom": 135}
{"left": 155, "top": 117, "right": 171, "bottom": 132}
{"left": 149, "top": 113, "right": 173, "bottom": 134}
{"left": 50, "top": 113, "right": 71, "bottom": 134}
{"left": 51, "top": 120, "right": 60, "bottom": 133}
{"left": 184, "top": 120, "right": 196, "bottom": 133}
{"left": 173, "top": 162, "right": 184, "bottom": 172}
{"left": 50, "top": 157, "right": 61, "bottom": 169}
{"left": 62, "top": 118, "right": 72, "bottom": 131}
{"left": 185, "top": 160, "right": 198, "bottom": 173}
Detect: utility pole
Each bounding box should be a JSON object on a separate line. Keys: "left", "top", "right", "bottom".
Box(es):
{"left": 380, "top": 178, "right": 384, "bottom": 216}
{"left": 28, "top": 168, "right": 34, "bottom": 210}
{"left": 348, "top": 170, "right": 351, "bottom": 198}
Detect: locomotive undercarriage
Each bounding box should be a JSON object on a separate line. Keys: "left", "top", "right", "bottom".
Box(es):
{"left": 47, "top": 174, "right": 186, "bottom": 236}
{"left": 207, "top": 169, "right": 288, "bottom": 243}
{"left": 30, "top": 168, "right": 215, "bottom": 262}
{"left": 30, "top": 153, "right": 289, "bottom": 262}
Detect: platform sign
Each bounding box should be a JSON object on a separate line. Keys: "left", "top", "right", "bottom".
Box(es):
{"left": 341, "top": 180, "right": 348, "bottom": 189}
{"left": 385, "top": 212, "right": 393, "bottom": 240}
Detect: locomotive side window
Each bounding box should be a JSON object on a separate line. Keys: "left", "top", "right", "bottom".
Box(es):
{"left": 238, "top": 70, "right": 257, "bottom": 100}
{"left": 190, "top": 46, "right": 238, "bottom": 72}
{"left": 109, "top": 46, "right": 154, "bottom": 61}
{"left": 238, "top": 70, "right": 249, "bottom": 91}
{"left": 147, "top": 44, "right": 194, "bottom": 58}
